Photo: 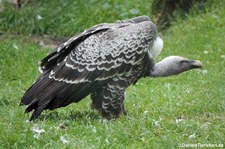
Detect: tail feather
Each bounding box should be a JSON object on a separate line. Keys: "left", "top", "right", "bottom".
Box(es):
{"left": 20, "top": 72, "right": 103, "bottom": 120}
{"left": 25, "top": 101, "right": 38, "bottom": 113}
{"left": 29, "top": 100, "right": 51, "bottom": 121}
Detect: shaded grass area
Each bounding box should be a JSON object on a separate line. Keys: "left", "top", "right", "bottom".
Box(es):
{"left": 0, "top": 0, "right": 225, "bottom": 148}
{"left": 0, "top": 0, "right": 151, "bottom": 37}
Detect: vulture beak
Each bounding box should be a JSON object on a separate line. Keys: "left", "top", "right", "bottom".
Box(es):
{"left": 190, "top": 60, "right": 203, "bottom": 69}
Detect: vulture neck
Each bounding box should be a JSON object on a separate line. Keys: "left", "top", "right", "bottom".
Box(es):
{"left": 150, "top": 61, "right": 175, "bottom": 77}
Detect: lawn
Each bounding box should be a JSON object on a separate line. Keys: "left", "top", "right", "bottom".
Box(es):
{"left": 0, "top": 0, "right": 224, "bottom": 148}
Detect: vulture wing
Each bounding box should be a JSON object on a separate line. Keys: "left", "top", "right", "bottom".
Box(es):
{"left": 20, "top": 16, "right": 156, "bottom": 120}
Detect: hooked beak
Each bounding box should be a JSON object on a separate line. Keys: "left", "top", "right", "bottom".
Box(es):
{"left": 190, "top": 60, "right": 203, "bottom": 69}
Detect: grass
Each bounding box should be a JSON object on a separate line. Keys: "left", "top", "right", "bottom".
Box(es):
{"left": 0, "top": 0, "right": 225, "bottom": 148}
{"left": 0, "top": 0, "right": 151, "bottom": 37}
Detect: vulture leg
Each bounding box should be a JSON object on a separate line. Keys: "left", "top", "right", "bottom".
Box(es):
{"left": 90, "top": 79, "right": 127, "bottom": 120}
{"left": 90, "top": 87, "right": 103, "bottom": 111}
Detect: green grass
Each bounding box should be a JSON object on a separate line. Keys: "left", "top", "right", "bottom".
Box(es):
{"left": 0, "top": 0, "right": 151, "bottom": 37}
{"left": 0, "top": 0, "right": 225, "bottom": 148}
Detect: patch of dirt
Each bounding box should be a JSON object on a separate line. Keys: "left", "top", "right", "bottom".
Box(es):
{"left": 0, "top": 33, "right": 69, "bottom": 50}
{"left": 29, "top": 35, "right": 68, "bottom": 50}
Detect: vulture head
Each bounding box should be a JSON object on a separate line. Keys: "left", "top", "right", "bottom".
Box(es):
{"left": 149, "top": 36, "right": 202, "bottom": 77}
{"left": 150, "top": 56, "right": 203, "bottom": 77}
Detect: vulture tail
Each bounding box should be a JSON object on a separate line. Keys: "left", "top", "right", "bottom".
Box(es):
{"left": 20, "top": 72, "right": 61, "bottom": 120}
{"left": 20, "top": 71, "right": 102, "bottom": 120}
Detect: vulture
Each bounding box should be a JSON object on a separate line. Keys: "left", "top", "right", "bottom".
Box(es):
{"left": 20, "top": 16, "right": 202, "bottom": 120}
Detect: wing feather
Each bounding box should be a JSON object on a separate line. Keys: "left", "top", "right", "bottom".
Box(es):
{"left": 40, "top": 16, "right": 152, "bottom": 72}
{"left": 49, "top": 21, "right": 156, "bottom": 84}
